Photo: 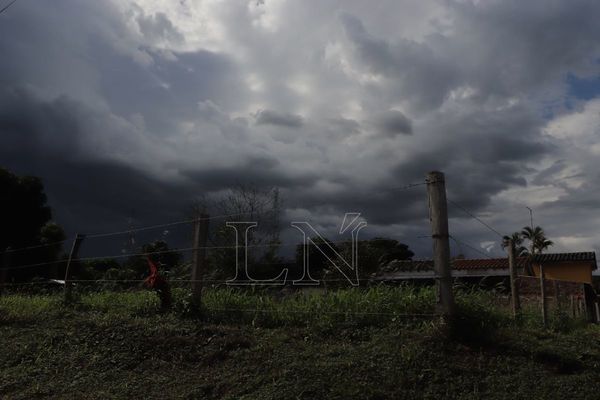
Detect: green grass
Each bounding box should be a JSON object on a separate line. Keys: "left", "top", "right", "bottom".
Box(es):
{"left": 1, "top": 287, "right": 600, "bottom": 399}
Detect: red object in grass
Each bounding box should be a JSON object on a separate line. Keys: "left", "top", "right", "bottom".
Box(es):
{"left": 144, "top": 257, "right": 164, "bottom": 288}
{"left": 144, "top": 257, "right": 172, "bottom": 308}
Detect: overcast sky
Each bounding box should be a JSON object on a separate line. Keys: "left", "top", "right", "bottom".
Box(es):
{"left": 1, "top": 0, "right": 600, "bottom": 258}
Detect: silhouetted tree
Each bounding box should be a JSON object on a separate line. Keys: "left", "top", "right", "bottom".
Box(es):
{"left": 521, "top": 226, "right": 554, "bottom": 254}
{"left": 501, "top": 232, "right": 528, "bottom": 257}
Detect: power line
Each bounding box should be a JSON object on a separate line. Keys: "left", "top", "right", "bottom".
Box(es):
{"left": 86, "top": 212, "right": 253, "bottom": 239}
{"left": 1, "top": 240, "right": 68, "bottom": 255}
{"left": 447, "top": 198, "right": 503, "bottom": 238}
{"left": 0, "top": 0, "right": 18, "bottom": 15}
{"left": 389, "top": 182, "right": 427, "bottom": 191}
{"left": 449, "top": 235, "right": 494, "bottom": 259}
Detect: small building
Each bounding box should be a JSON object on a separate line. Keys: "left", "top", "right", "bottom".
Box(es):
{"left": 373, "top": 252, "right": 599, "bottom": 321}
{"left": 374, "top": 252, "right": 596, "bottom": 283}
{"left": 530, "top": 252, "right": 597, "bottom": 284}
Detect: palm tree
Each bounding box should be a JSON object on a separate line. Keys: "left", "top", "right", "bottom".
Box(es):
{"left": 501, "top": 232, "right": 528, "bottom": 257}
{"left": 521, "top": 226, "right": 554, "bottom": 255}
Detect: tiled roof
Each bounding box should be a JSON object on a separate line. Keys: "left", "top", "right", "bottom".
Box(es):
{"left": 532, "top": 252, "right": 597, "bottom": 270}
{"left": 453, "top": 258, "right": 528, "bottom": 270}
{"left": 381, "top": 258, "right": 526, "bottom": 273}
{"left": 378, "top": 252, "right": 597, "bottom": 275}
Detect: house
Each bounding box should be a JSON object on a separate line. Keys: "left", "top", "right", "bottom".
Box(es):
{"left": 374, "top": 257, "right": 527, "bottom": 281}
{"left": 530, "top": 252, "right": 597, "bottom": 284}
{"left": 373, "top": 252, "right": 596, "bottom": 283}
{"left": 373, "top": 252, "right": 599, "bottom": 321}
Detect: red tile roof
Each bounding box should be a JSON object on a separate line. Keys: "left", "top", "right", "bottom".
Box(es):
{"left": 377, "top": 252, "right": 596, "bottom": 275}
{"left": 453, "top": 257, "right": 528, "bottom": 270}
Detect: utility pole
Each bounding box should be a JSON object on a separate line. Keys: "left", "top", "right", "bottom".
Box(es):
{"left": 64, "top": 234, "right": 85, "bottom": 303}
{"left": 191, "top": 214, "right": 209, "bottom": 307}
{"left": 507, "top": 239, "right": 521, "bottom": 317}
{"left": 426, "top": 171, "right": 455, "bottom": 318}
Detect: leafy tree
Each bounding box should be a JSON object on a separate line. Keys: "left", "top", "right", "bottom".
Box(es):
{"left": 293, "top": 237, "right": 339, "bottom": 281}
{"left": 367, "top": 238, "right": 414, "bottom": 265}
{"left": 0, "top": 168, "right": 65, "bottom": 281}
{"left": 501, "top": 232, "right": 528, "bottom": 257}
{"left": 200, "top": 185, "right": 283, "bottom": 280}
{"left": 308, "top": 237, "right": 415, "bottom": 283}
{"left": 0, "top": 168, "right": 52, "bottom": 251}
{"left": 521, "top": 226, "right": 554, "bottom": 255}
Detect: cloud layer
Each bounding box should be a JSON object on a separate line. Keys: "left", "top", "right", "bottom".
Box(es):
{"left": 1, "top": 0, "right": 600, "bottom": 257}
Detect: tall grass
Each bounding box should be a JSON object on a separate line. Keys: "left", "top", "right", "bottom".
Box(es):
{"left": 0, "top": 285, "right": 594, "bottom": 333}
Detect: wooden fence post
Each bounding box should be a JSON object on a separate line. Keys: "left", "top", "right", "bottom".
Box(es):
{"left": 540, "top": 263, "right": 547, "bottom": 328}
{"left": 426, "top": 171, "right": 455, "bottom": 318}
{"left": 191, "top": 214, "right": 209, "bottom": 307}
{"left": 507, "top": 240, "right": 520, "bottom": 317}
{"left": 64, "top": 234, "right": 85, "bottom": 303}
{"left": 554, "top": 281, "right": 560, "bottom": 311}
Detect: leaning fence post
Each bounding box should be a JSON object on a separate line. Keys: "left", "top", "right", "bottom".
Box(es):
{"left": 64, "top": 234, "right": 85, "bottom": 303}
{"left": 507, "top": 240, "right": 521, "bottom": 317}
{"left": 426, "top": 171, "right": 455, "bottom": 319}
{"left": 191, "top": 214, "right": 209, "bottom": 307}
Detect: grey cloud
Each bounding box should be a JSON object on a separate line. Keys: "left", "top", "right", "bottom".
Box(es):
{"left": 136, "top": 12, "right": 184, "bottom": 44}
{"left": 2, "top": 0, "right": 600, "bottom": 259}
{"left": 373, "top": 110, "right": 413, "bottom": 136}
{"left": 339, "top": 13, "right": 460, "bottom": 112}
{"left": 255, "top": 109, "right": 304, "bottom": 128}
{"left": 181, "top": 155, "right": 318, "bottom": 192}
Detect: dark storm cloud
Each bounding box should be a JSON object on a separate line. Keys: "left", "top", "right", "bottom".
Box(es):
{"left": 373, "top": 110, "right": 413, "bottom": 136}
{"left": 389, "top": 105, "right": 549, "bottom": 212}
{"left": 254, "top": 109, "right": 304, "bottom": 128}
{"left": 181, "top": 155, "right": 318, "bottom": 192}
{"left": 1, "top": 0, "right": 600, "bottom": 258}
{"left": 339, "top": 12, "right": 460, "bottom": 111}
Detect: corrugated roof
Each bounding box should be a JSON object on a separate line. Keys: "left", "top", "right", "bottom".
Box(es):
{"left": 381, "top": 258, "right": 527, "bottom": 273}
{"left": 453, "top": 258, "right": 528, "bottom": 270}
{"left": 532, "top": 252, "right": 597, "bottom": 269}
{"left": 377, "top": 252, "right": 597, "bottom": 275}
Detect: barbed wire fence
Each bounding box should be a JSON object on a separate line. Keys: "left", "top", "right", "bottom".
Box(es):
{"left": 0, "top": 172, "right": 531, "bottom": 320}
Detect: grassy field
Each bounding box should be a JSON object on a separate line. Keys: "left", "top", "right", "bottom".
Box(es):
{"left": 1, "top": 286, "right": 600, "bottom": 399}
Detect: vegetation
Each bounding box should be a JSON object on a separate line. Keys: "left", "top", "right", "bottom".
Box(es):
{"left": 501, "top": 226, "right": 554, "bottom": 257}
{"left": 0, "top": 168, "right": 66, "bottom": 281}
{"left": 521, "top": 226, "right": 554, "bottom": 255}
{"left": 1, "top": 287, "right": 600, "bottom": 399}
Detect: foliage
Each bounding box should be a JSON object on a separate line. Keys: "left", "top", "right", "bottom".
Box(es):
{"left": 204, "top": 185, "right": 283, "bottom": 280}
{"left": 293, "top": 237, "right": 339, "bottom": 281}
{"left": 0, "top": 168, "right": 52, "bottom": 251}
{"left": 0, "top": 168, "right": 66, "bottom": 281}
{"left": 501, "top": 231, "right": 529, "bottom": 256}
{"left": 521, "top": 226, "right": 554, "bottom": 254}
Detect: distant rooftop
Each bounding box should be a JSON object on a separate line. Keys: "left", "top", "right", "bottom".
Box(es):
{"left": 375, "top": 252, "right": 597, "bottom": 279}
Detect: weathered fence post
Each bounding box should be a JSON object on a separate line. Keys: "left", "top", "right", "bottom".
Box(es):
{"left": 539, "top": 263, "right": 548, "bottom": 328}
{"left": 554, "top": 281, "right": 560, "bottom": 311}
{"left": 507, "top": 239, "right": 521, "bottom": 317}
{"left": 191, "top": 214, "right": 209, "bottom": 307}
{"left": 426, "top": 171, "right": 455, "bottom": 318}
{"left": 64, "top": 234, "right": 85, "bottom": 303}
